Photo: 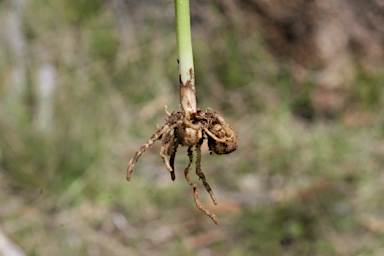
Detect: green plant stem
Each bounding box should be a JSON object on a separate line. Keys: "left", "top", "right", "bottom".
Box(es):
{"left": 175, "top": 0, "right": 196, "bottom": 117}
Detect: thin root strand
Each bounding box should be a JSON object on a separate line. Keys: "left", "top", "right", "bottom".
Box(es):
{"left": 126, "top": 124, "right": 171, "bottom": 181}
{"left": 168, "top": 136, "right": 179, "bottom": 181}
{"left": 185, "top": 147, "right": 220, "bottom": 225}
{"left": 196, "top": 142, "right": 218, "bottom": 205}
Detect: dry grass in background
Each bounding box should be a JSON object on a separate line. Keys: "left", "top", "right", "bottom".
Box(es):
{"left": 1, "top": 0, "right": 384, "bottom": 255}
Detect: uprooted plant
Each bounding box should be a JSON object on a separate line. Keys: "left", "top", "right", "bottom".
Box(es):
{"left": 126, "top": 0, "right": 238, "bottom": 225}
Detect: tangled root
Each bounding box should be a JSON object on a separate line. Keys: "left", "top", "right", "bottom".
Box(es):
{"left": 126, "top": 106, "right": 238, "bottom": 224}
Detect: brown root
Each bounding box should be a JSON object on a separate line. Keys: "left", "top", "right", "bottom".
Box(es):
{"left": 126, "top": 124, "right": 173, "bottom": 181}
{"left": 184, "top": 147, "right": 220, "bottom": 225}
{"left": 126, "top": 107, "right": 238, "bottom": 224}
{"left": 167, "top": 134, "right": 179, "bottom": 181}
{"left": 159, "top": 133, "right": 175, "bottom": 180}
{"left": 196, "top": 140, "right": 218, "bottom": 205}
{"left": 204, "top": 112, "right": 239, "bottom": 155}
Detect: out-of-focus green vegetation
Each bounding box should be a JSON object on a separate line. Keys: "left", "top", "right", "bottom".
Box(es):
{"left": 1, "top": 0, "right": 384, "bottom": 255}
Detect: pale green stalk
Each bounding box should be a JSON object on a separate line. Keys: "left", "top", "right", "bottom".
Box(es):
{"left": 175, "top": 0, "right": 196, "bottom": 117}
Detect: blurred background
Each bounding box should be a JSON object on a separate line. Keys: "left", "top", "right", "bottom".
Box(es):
{"left": 1, "top": 0, "right": 384, "bottom": 255}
